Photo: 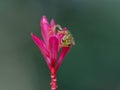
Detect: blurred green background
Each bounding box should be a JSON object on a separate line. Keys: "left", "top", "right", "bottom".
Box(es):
{"left": 0, "top": 0, "right": 120, "bottom": 90}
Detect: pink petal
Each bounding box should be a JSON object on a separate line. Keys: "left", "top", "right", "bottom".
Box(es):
{"left": 50, "top": 19, "right": 55, "bottom": 26}
{"left": 31, "top": 33, "right": 51, "bottom": 69}
{"left": 55, "top": 47, "right": 70, "bottom": 72}
{"left": 49, "top": 36, "right": 59, "bottom": 66}
{"left": 41, "top": 16, "right": 49, "bottom": 24}
{"left": 49, "top": 19, "right": 56, "bottom": 36}
{"left": 40, "top": 16, "right": 50, "bottom": 46}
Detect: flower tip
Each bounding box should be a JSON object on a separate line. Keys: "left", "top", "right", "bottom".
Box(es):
{"left": 31, "top": 32, "right": 35, "bottom": 38}
{"left": 31, "top": 33, "right": 37, "bottom": 40}
{"left": 41, "top": 15, "right": 49, "bottom": 24}
{"left": 42, "top": 15, "right": 47, "bottom": 18}
{"left": 31, "top": 32, "right": 33, "bottom": 36}
{"left": 31, "top": 33, "right": 35, "bottom": 40}
{"left": 50, "top": 19, "right": 55, "bottom": 26}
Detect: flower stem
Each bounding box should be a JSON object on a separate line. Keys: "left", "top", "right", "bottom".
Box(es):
{"left": 50, "top": 67, "right": 57, "bottom": 90}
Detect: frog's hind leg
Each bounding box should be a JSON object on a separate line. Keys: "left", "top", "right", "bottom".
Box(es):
{"left": 56, "top": 24, "right": 63, "bottom": 30}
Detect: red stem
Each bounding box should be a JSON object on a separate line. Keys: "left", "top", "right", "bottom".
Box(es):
{"left": 50, "top": 67, "right": 57, "bottom": 90}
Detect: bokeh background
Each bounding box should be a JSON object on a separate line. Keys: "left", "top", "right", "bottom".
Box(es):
{"left": 0, "top": 0, "right": 120, "bottom": 90}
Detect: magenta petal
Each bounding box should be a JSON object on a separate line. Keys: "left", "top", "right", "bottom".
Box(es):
{"left": 55, "top": 47, "right": 70, "bottom": 72}
{"left": 31, "top": 33, "right": 51, "bottom": 69}
{"left": 40, "top": 16, "right": 50, "bottom": 45}
{"left": 49, "top": 36, "right": 59, "bottom": 66}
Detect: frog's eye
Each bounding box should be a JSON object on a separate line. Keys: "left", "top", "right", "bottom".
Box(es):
{"left": 62, "top": 39, "right": 65, "bottom": 42}
{"left": 68, "top": 44, "right": 71, "bottom": 46}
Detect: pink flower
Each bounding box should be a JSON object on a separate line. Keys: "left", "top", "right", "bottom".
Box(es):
{"left": 31, "top": 16, "right": 74, "bottom": 90}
